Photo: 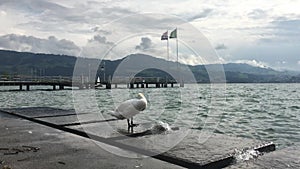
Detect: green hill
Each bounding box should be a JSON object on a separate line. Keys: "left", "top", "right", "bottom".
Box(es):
{"left": 0, "top": 50, "right": 299, "bottom": 83}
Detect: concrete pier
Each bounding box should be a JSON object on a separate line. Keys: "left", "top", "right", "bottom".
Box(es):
{"left": 0, "top": 107, "right": 284, "bottom": 169}
{"left": 0, "top": 111, "right": 182, "bottom": 169}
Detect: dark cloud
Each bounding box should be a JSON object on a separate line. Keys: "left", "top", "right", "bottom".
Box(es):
{"left": 91, "top": 27, "right": 111, "bottom": 35}
{"left": 0, "top": 34, "right": 80, "bottom": 56}
{"left": 233, "top": 40, "right": 300, "bottom": 71}
{"left": 248, "top": 9, "right": 267, "bottom": 19}
{"left": 135, "top": 37, "right": 153, "bottom": 51}
{"left": 186, "top": 9, "right": 213, "bottom": 21}
{"left": 88, "top": 35, "right": 114, "bottom": 45}
{"left": 258, "top": 19, "right": 300, "bottom": 43}
{"left": 215, "top": 43, "right": 227, "bottom": 50}
{"left": 101, "top": 7, "right": 136, "bottom": 17}
{"left": 0, "top": 0, "right": 68, "bottom": 15}
{"left": 271, "top": 19, "right": 300, "bottom": 32}
{"left": 1, "top": 0, "right": 137, "bottom": 34}
{"left": 115, "top": 13, "right": 184, "bottom": 33}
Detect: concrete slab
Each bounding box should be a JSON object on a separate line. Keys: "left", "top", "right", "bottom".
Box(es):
{"left": 1, "top": 107, "right": 77, "bottom": 118}
{"left": 0, "top": 113, "right": 184, "bottom": 169}
{"left": 35, "top": 113, "right": 101, "bottom": 126}
{"left": 115, "top": 129, "right": 270, "bottom": 167}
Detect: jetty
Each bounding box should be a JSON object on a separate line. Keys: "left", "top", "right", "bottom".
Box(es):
{"left": 0, "top": 76, "right": 179, "bottom": 91}
{"left": 1, "top": 107, "right": 297, "bottom": 169}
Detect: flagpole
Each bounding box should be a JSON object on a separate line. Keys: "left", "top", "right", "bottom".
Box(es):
{"left": 166, "top": 31, "right": 169, "bottom": 87}
{"left": 176, "top": 28, "right": 183, "bottom": 87}
{"left": 167, "top": 37, "right": 169, "bottom": 61}
{"left": 176, "top": 28, "right": 179, "bottom": 86}
{"left": 176, "top": 29, "right": 178, "bottom": 72}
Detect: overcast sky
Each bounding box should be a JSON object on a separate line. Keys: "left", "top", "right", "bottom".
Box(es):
{"left": 0, "top": 0, "right": 299, "bottom": 71}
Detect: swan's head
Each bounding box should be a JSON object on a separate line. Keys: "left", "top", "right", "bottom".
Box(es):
{"left": 138, "top": 93, "right": 145, "bottom": 99}
{"left": 137, "top": 93, "right": 147, "bottom": 109}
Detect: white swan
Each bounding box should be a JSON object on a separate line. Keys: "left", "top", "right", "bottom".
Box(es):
{"left": 110, "top": 93, "right": 147, "bottom": 128}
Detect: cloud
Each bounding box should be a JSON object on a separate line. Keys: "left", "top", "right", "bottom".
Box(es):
{"left": 135, "top": 37, "right": 153, "bottom": 51}
{"left": 272, "top": 19, "right": 300, "bottom": 33}
{"left": 1, "top": 0, "right": 300, "bottom": 71}
{"left": 0, "top": 0, "right": 67, "bottom": 13}
{"left": 0, "top": 34, "right": 80, "bottom": 56}
{"left": 248, "top": 9, "right": 267, "bottom": 19}
{"left": 91, "top": 27, "right": 111, "bottom": 35}
{"left": 0, "top": 0, "right": 137, "bottom": 39}
{"left": 259, "top": 19, "right": 300, "bottom": 43}
{"left": 186, "top": 8, "right": 213, "bottom": 21}
{"left": 215, "top": 43, "right": 227, "bottom": 50}
{"left": 298, "top": 60, "right": 300, "bottom": 65}
{"left": 88, "top": 35, "right": 113, "bottom": 45}
{"left": 234, "top": 59, "right": 269, "bottom": 68}
{"left": 0, "top": 10, "right": 6, "bottom": 16}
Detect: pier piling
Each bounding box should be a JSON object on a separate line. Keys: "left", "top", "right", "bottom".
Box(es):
{"left": 59, "top": 85, "right": 64, "bottom": 90}
{"left": 106, "top": 83, "right": 111, "bottom": 89}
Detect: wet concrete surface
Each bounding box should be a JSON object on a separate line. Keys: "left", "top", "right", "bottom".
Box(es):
{"left": 116, "top": 129, "right": 270, "bottom": 166}
{"left": 1, "top": 107, "right": 78, "bottom": 118}
{"left": 0, "top": 113, "right": 184, "bottom": 169}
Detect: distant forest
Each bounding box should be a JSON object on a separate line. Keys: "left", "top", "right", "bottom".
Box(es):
{"left": 0, "top": 50, "right": 299, "bottom": 83}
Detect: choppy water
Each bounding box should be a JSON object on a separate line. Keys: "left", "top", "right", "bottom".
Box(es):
{"left": 0, "top": 83, "right": 299, "bottom": 149}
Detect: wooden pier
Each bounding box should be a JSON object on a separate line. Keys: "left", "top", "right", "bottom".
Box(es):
{"left": 0, "top": 76, "right": 181, "bottom": 90}
{"left": 102, "top": 77, "right": 178, "bottom": 89}
{"left": 0, "top": 81, "right": 71, "bottom": 91}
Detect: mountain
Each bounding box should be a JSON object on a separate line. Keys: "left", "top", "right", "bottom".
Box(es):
{"left": 0, "top": 50, "right": 76, "bottom": 76}
{"left": 0, "top": 50, "right": 299, "bottom": 83}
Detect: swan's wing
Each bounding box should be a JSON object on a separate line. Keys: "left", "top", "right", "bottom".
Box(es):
{"left": 109, "top": 110, "right": 125, "bottom": 119}
{"left": 132, "top": 99, "right": 147, "bottom": 111}
{"left": 115, "top": 99, "right": 145, "bottom": 119}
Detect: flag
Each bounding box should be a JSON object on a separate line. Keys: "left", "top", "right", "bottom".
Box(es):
{"left": 169, "top": 28, "right": 177, "bottom": 39}
{"left": 161, "top": 31, "right": 168, "bottom": 40}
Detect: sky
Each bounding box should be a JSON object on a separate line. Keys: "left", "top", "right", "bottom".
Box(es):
{"left": 0, "top": 0, "right": 299, "bottom": 71}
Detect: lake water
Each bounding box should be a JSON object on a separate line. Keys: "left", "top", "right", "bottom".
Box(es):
{"left": 0, "top": 83, "right": 299, "bottom": 149}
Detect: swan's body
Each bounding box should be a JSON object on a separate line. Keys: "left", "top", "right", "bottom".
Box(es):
{"left": 110, "top": 93, "right": 147, "bottom": 128}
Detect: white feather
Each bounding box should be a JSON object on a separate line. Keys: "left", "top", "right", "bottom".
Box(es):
{"left": 110, "top": 93, "right": 147, "bottom": 119}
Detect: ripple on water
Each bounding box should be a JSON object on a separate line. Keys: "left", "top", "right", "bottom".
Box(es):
{"left": 290, "top": 105, "right": 300, "bottom": 110}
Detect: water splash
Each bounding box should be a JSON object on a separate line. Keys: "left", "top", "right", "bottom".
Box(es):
{"left": 233, "top": 148, "right": 261, "bottom": 163}
{"left": 151, "top": 121, "right": 172, "bottom": 134}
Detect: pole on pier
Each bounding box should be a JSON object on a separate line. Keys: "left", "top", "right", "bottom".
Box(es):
{"left": 130, "top": 83, "right": 134, "bottom": 89}
{"left": 106, "top": 83, "right": 111, "bottom": 89}
{"left": 59, "top": 85, "right": 64, "bottom": 90}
